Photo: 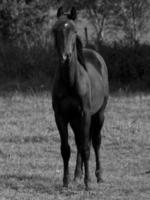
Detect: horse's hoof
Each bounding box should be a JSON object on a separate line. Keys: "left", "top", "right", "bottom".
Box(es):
{"left": 63, "top": 183, "right": 69, "bottom": 188}
{"left": 85, "top": 186, "right": 89, "bottom": 191}
{"left": 95, "top": 169, "right": 103, "bottom": 183}
{"left": 74, "top": 177, "right": 82, "bottom": 184}
{"left": 85, "top": 183, "right": 91, "bottom": 191}
{"left": 63, "top": 177, "right": 69, "bottom": 188}
{"left": 84, "top": 178, "right": 91, "bottom": 191}
{"left": 74, "top": 173, "right": 83, "bottom": 179}
{"left": 97, "top": 177, "right": 104, "bottom": 183}
{"left": 74, "top": 172, "right": 83, "bottom": 182}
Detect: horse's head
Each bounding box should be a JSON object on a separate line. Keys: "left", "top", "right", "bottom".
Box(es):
{"left": 52, "top": 7, "right": 77, "bottom": 64}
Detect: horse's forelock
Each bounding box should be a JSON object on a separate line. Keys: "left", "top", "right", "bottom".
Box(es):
{"left": 53, "top": 17, "right": 76, "bottom": 34}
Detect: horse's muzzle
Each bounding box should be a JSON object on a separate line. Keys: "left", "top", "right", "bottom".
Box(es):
{"left": 60, "top": 53, "right": 71, "bottom": 64}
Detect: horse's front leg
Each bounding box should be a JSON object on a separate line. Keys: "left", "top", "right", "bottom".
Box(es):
{"left": 80, "top": 113, "right": 91, "bottom": 190}
{"left": 70, "top": 120, "right": 83, "bottom": 181}
{"left": 54, "top": 113, "right": 70, "bottom": 187}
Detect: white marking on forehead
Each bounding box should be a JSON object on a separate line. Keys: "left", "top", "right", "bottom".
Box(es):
{"left": 64, "top": 23, "right": 69, "bottom": 28}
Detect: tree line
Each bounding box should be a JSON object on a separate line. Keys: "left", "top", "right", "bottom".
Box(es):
{"left": 0, "top": 0, "right": 150, "bottom": 46}
{"left": 0, "top": 0, "right": 150, "bottom": 92}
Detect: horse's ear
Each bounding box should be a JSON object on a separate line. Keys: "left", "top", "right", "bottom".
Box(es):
{"left": 57, "top": 6, "right": 64, "bottom": 18}
{"left": 69, "top": 7, "right": 77, "bottom": 20}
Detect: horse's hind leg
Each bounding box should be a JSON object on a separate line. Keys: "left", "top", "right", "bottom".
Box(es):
{"left": 80, "top": 114, "right": 91, "bottom": 189}
{"left": 55, "top": 114, "right": 70, "bottom": 187}
{"left": 91, "top": 111, "right": 104, "bottom": 183}
{"left": 74, "top": 151, "right": 83, "bottom": 181}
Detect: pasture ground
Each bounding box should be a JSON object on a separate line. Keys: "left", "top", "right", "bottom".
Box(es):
{"left": 0, "top": 91, "right": 149, "bottom": 199}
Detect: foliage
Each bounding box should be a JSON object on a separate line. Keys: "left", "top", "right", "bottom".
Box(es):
{"left": 84, "top": 0, "right": 113, "bottom": 42}
{"left": 115, "top": 0, "right": 150, "bottom": 46}
{"left": 0, "top": 0, "right": 53, "bottom": 47}
{"left": 85, "top": 0, "right": 150, "bottom": 44}
{"left": 0, "top": 0, "right": 149, "bottom": 46}
{"left": 0, "top": 0, "right": 149, "bottom": 92}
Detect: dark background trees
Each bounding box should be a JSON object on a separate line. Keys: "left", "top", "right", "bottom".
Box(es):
{"left": 0, "top": 0, "right": 150, "bottom": 92}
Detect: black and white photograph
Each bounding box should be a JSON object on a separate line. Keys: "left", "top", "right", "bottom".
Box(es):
{"left": 0, "top": 0, "right": 150, "bottom": 199}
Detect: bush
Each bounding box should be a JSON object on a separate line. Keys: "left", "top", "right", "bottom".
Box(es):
{"left": 0, "top": 40, "right": 150, "bottom": 93}
{"left": 95, "top": 42, "right": 150, "bottom": 92}
{"left": 0, "top": 41, "right": 57, "bottom": 92}
{"left": 0, "top": 0, "right": 51, "bottom": 47}
{"left": 0, "top": 1, "right": 56, "bottom": 92}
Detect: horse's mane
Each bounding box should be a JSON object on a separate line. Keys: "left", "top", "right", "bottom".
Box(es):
{"left": 76, "top": 36, "right": 86, "bottom": 71}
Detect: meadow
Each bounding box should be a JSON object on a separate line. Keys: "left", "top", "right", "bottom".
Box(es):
{"left": 0, "top": 91, "right": 149, "bottom": 199}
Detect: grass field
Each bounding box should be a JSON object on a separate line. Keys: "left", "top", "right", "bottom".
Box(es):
{"left": 0, "top": 91, "right": 150, "bottom": 199}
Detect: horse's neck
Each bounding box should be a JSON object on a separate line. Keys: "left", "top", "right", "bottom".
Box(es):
{"left": 69, "top": 47, "right": 81, "bottom": 87}
{"left": 59, "top": 46, "right": 81, "bottom": 89}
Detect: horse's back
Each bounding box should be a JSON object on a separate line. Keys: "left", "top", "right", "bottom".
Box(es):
{"left": 83, "top": 48, "right": 109, "bottom": 113}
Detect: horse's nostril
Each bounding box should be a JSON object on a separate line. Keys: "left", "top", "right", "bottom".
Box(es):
{"left": 67, "top": 53, "right": 71, "bottom": 60}
{"left": 60, "top": 53, "right": 71, "bottom": 63}
{"left": 62, "top": 54, "right": 67, "bottom": 61}
{"left": 60, "top": 54, "right": 67, "bottom": 63}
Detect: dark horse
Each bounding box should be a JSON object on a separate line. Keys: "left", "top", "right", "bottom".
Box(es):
{"left": 52, "top": 7, "right": 109, "bottom": 190}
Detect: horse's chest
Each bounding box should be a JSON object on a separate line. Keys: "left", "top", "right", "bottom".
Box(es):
{"left": 57, "top": 95, "right": 83, "bottom": 119}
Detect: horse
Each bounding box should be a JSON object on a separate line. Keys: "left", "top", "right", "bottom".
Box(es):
{"left": 52, "top": 7, "right": 109, "bottom": 190}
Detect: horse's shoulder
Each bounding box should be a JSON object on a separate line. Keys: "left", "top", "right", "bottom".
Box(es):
{"left": 83, "top": 48, "right": 106, "bottom": 74}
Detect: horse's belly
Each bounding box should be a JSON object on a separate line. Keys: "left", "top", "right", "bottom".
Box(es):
{"left": 91, "top": 86, "right": 105, "bottom": 114}
{"left": 87, "top": 63, "right": 106, "bottom": 113}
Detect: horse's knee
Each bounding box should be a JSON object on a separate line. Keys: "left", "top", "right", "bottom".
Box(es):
{"left": 61, "top": 144, "right": 70, "bottom": 161}
{"left": 80, "top": 146, "right": 90, "bottom": 162}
